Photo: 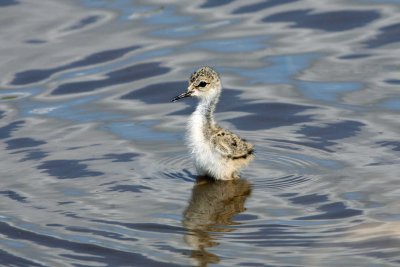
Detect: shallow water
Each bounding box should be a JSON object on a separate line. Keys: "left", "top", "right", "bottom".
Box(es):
{"left": 0, "top": 0, "right": 400, "bottom": 266}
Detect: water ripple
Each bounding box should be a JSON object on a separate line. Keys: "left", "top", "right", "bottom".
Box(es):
{"left": 263, "top": 9, "right": 380, "bottom": 32}
{"left": 11, "top": 45, "right": 141, "bottom": 85}
{"left": 52, "top": 62, "right": 170, "bottom": 95}
{"left": 247, "top": 139, "right": 337, "bottom": 191}
{"left": 0, "top": 220, "right": 182, "bottom": 267}
{"left": 1, "top": 0, "right": 400, "bottom": 266}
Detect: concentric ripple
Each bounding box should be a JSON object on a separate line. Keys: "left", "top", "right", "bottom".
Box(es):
{"left": 155, "top": 152, "right": 197, "bottom": 182}
{"left": 247, "top": 138, "right": 339, "bottom": 190}
{"left": 151, "top": 138, "right": 340, "bottom": 191}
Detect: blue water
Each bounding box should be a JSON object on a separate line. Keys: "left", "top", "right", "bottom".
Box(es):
{"left": 0, "top": 0, "right": 399, "bottom": 266}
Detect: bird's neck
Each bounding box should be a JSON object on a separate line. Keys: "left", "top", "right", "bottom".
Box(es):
{"left": 194, "top": 92, "right": 220, "bottom": 125}
{"left": 188, "top": 90, "right": 220, "bottom": 149}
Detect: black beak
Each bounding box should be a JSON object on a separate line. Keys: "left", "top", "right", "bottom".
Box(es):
{"left": 171, "top": 91, "right": 193, "bottom": 102}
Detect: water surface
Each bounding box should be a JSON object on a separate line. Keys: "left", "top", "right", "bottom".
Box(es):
{"left": 0, "top": 0, "right": 399, "bottom": 266}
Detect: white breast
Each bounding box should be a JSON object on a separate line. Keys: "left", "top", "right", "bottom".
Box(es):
{"left": 187, "top": 111, "right": 226, "bottom": 178}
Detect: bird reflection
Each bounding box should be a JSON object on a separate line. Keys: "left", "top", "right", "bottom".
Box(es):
{"left": 182, "top": 176, "right": 252, "bottom": 267}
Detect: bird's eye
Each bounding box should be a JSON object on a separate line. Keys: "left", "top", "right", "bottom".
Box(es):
{"left": 198, "top": 81, "right": 208, "bottom": 87}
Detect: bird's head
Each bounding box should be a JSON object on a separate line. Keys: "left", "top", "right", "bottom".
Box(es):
{"left": 172, "top": 66, "right": 221, "bottom": 102}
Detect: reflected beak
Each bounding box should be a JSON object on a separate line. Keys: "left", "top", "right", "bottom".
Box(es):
{"left": 171, "top": 90, "right": 193, "bottom": 102}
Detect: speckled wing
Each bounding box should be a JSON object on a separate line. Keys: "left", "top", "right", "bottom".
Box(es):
{"left": 210, "top": 130, "right": 254, "bottom": 159}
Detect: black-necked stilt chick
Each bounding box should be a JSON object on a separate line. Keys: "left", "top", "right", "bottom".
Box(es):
{"left": 172, "top": 66, "right": 254, "bottom": 180}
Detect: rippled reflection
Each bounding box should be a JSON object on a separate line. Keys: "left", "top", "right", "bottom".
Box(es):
{"left": 11, "top": 45, "right": 141, "bottom": 85}
{"left": 263, "top": 9, "right": 380, "bottom": 32}
{"left": 183, "top": 177, "right": 251, "bottom": 266}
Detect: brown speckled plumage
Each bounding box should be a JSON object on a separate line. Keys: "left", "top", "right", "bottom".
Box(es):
{"left": 190, "top": 66, "right": 219, "bottom": 85}
{"left": 205, "top": 124, "right": 254, "bottom": 160}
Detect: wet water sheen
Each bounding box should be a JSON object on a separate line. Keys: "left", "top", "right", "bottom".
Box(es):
{"left": 1, "top": 0, "right": 400, "bottom": 266}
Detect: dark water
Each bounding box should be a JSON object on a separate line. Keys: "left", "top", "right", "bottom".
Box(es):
{"left": 1, "top": 0, "right": 399, "bottom": 266}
